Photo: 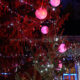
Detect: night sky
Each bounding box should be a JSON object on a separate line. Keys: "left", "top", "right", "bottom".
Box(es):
{"left": 62, "top": 0, "right": 80, "bottom": 35}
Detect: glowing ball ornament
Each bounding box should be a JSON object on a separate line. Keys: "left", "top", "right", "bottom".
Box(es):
{"left": 41, "top": 26, "right": 49, "bottom": 34}
{"left": 50, "top": 0, "right": 60, "bottom": 7}
{"left": 58, "top": 43, "right": 67, "bottom": 53}
{"left": 35, "top": 7, "right": 47, "bottom": 20}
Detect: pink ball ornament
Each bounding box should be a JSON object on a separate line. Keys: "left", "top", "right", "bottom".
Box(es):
{"left": 35, "top": 7, "right": 47, "bottom": 20}
{"left": 41, "top": 26, "right": 49, "bottom": 34}
{"left": 58, "top": 43, "right": 67, "bottom": 53}
{"left": 50, "top": 0, "right": 60, "bottom": 7}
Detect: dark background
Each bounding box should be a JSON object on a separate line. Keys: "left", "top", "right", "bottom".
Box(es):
{"left": 62, "top": 0, "right": 80, "bottom": 35}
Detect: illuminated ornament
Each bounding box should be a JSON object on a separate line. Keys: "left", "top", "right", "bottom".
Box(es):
{"left": 56, "top": 61, "right": 62, "bottom": 71}
{"left": 41, "top": 26, "right": 49, "bottom": 34}
{"left": 59, "top": 61, "right": 62, "bottom": 69}
{"left": 35, "top": 7, "right": 47, "bottom": 20}
{"left": 58, "top": 43, "right": 67, "bottom": 53}
{"left": 50, "top": 0, "right": 60, "bottom": 7}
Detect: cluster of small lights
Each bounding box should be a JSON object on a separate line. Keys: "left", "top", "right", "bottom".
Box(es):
{"left": 39, "top": 63, "right": 54, "bottom": 74}
{"left": 19, "top": 0, "right": 33, "bottom": 6}
{"left": 0, "top": 73, "right": 11, "bottom": 75}
{"left": 1, "top": 0, "right": 76, "bottom": 78}
{"left": 0, "top": 0, "right": 60, "bottom": 39}
{"left": 33, "top": 60, "right": 38, "bottom": 64}
{"left": 40, "top": 68, "right": 48, "bottom": 73}
{"left": 39, "top": 53, "right": 45, "bottom": 57}
{"left": 0, "top": 1, "right": 33, "bottom": 24}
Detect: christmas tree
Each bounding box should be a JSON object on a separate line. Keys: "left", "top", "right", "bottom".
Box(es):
{"left": 0, "top": 0, "right": 70, "bottom": 80}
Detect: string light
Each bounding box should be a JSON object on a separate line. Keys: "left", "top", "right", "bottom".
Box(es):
{"left": 40, "top": 70, "right": 43, "bottom": 73}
